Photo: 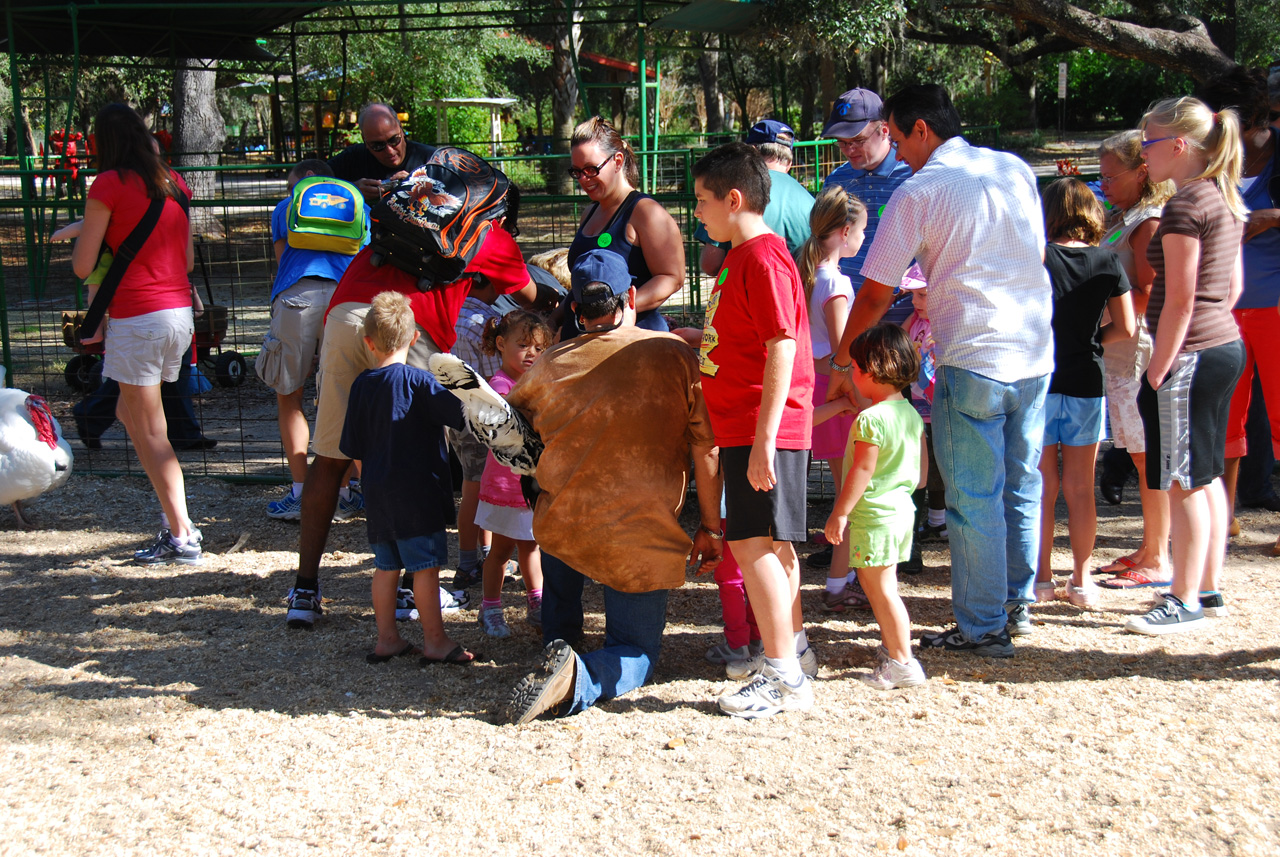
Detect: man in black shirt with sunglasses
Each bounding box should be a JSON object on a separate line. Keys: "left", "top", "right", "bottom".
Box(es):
{"left": 328, "top": 102, "right": 436, "bottom": 204}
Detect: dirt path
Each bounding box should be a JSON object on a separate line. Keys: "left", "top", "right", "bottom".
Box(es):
{"left": 1, "top": 475, "right": 1278, "bottom": 855}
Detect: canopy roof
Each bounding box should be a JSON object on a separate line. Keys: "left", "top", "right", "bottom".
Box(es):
{"left": 652, "top": 0, "right": 765, "bottom": 35}
{"left": 1, "top": 0, "right": 320, "bottom": 61}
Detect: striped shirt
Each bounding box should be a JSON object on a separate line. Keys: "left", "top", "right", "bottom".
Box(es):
{"left": 860, "top": 137, "right": 1053, "bottom": 383}
{"left": 822, "top": 153, "right": 913, "bottom": 284}
{"left": 451, "top": 296, "right": 502, "bottom": 380}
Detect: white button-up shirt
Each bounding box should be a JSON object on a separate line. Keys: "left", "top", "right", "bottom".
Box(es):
{"left": 861, "top": 137, "right": 1054, "bottom": 383}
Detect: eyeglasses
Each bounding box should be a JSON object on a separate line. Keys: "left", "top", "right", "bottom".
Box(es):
{"left": 364, "top": 133, "right": 402, "bottom": 153}
{"left": 1140, "top": 136, "right": 1175, "bottom": 149}
{"left": 1099, "top": 167, "right": 1137, "bottom": 185}
{"left": 836, "top": 125, "right": 881, "bottom": 149}
{"left": 567, "top": 155, "right": 614, "bottom": 180}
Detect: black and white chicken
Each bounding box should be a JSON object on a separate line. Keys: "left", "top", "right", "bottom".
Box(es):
{"left": 0, "top": 368, "right": 74, "bottom": 528}
{"left": 427, "top": 352, "right": 542, "bottom": 475}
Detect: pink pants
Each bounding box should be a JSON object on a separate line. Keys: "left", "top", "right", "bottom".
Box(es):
{"left": 1225, "top": 308, "right": 1280, "bottom": 459}
{"left": 713, "top": 518, "right": 760, "bottom": 649}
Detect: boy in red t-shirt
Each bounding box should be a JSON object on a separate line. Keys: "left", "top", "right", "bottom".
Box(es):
{"left": 693, "top": 143, "right": 817, "bottom": 719}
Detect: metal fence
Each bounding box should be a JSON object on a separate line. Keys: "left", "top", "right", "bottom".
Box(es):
{"left": 0, "top": 129, "right": 1014, "bottom": 484}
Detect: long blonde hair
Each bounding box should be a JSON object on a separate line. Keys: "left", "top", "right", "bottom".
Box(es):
{"left": 1097, "top": 130, "right": 1175, "bottom": 211}
{"left": 797, "top": 186, "right": 866, "bottom": 301}
{"left": 1140, "top": 96, "right": 1246, "bottom": 220}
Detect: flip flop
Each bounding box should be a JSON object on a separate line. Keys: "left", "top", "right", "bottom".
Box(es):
{"left": 365, "top": 642, "right": 418, "bottom": 664}
{"left": 419, "top": 644, "right": 475, "bottom": 666}
{"left": 1098, "top": 556, "right": 1139, "bottom": 575}
{"left": 1098, "top": 569, "right": 1171, "bottom": 590}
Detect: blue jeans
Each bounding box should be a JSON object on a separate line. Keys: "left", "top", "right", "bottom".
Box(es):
{"left": 932, "top": 366, "right": 1049, "bottom": 639}
{"left": 541, "top": 552, "right": 669, "bottom": 716}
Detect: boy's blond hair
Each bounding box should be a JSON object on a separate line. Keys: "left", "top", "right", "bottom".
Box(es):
{"left": 364, "top": 291, "right": 416, "bottom": 353}
{"left": 528, "top": 247, "right": 571, "bottom": 290}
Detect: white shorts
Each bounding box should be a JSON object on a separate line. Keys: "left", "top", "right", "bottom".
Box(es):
{"left": 103, "top": 307, "right": 193, "bottom": 386}
{"left": 475, "top": 499, "right": 534, "bottom": 542}
{"left": 255, "top": 277, "right": 338, "bottom": 395}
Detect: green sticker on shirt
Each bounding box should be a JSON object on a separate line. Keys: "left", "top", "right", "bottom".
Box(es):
{"left": 596, "top": 233, "right": 613, "bottom": 249}
{"left": 717, "top": 269, "right": 728, "bottom": 286}
{"left": 878, "top": 204, "right": 887, "bottom": 218}
{"left": 1107, "top": 231, "right": 1121, "bottom": 244}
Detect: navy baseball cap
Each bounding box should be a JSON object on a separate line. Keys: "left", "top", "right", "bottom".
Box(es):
{"left": 746, "top": 119, "right": 795, "bottom": 148}
{"left": 570, "top": 249, "right": 632, "bottom": 302}
{"left": 821, "top": 89, "right": 883, "bottom": 139}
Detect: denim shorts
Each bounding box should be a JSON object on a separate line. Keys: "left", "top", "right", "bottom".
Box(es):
{"left": 371, "top": 530, "right": 449, "bottom": 572}
{"left": 1042, "top": 393, "right": 1105, "bottom": 447}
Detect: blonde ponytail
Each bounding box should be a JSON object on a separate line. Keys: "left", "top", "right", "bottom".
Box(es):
{"left": 797, "top": 186, "right": 867, "bottom": 301}
{"left": 1141, "top": 96, "right": 1247, "bottom": 220}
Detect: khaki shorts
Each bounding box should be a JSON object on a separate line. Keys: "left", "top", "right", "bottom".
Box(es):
{"left": 255, "top": 277, "right": 338, "bottom": 395}
{"left": 446, "top": 427, "right": 488, "bottom": 481}
{"left": 103, "top": 307, "right": 193, "bottom": 386}
{"left": 312, "top": 301, "right": 441, "bottom": 459}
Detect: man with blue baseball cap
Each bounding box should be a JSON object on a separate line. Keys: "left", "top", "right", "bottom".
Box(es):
{"left": 696, "top": 119, "right": 815, "bottom": 275}
{"left": 499, "top": 248, "right": 724, "bottom": 724}
{"left": 821, "top": 88, "right": 914, "bottom": 324}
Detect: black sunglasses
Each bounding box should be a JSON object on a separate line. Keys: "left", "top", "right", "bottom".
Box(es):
{"left": 365, "top": 133, "right": 402, "bottom": 153}
{"left": 567, "top": 155, "right": 614, "bottom": 180}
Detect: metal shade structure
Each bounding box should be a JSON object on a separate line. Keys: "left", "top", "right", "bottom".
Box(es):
{"left": 651, "top": 0, "right": 765, "bottom": 35}
{"left": 0, "top": 0, "right": 316, "bottom": 60}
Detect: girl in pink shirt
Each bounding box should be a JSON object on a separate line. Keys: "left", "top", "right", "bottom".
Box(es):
{"left": 475, "top": 311, "right": 552, "bottom": 637}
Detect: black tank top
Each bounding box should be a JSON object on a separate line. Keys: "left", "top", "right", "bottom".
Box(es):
{"left": 562, "top": 190, "right": 667, "bottom": 338}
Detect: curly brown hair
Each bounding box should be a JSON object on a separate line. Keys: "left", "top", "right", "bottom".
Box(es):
{"left": 849, "top": 323, "right": 920, "bottom": 392}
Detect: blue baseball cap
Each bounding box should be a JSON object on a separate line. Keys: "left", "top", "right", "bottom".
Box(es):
{"left": 822, "top": 88, "right": 883, "bottom": 139}
{"left": 570, "top": 249, "right": 632, "bottom": 302}
{"left": 746, "top": 119, "right": 795, "bottom": 148}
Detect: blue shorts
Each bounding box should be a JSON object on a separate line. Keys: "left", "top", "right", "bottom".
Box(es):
{"left": 371, "top": 531, "right": 449, "bottom": 573}
{"left": 1042, "top": 394, "right": 1105, "bottom": 447}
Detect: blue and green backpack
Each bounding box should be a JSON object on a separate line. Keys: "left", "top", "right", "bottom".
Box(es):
{"left": 286, "top": 176, "right": 366, "bottom": 255}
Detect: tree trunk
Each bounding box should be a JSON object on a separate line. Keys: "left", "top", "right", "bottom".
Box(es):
{"left": 820, "top": 54, "right": 837, "bottom": 122}
{"left": 548, "top": 0, "right": 582, "bottom": 194}
{"left": 1010, "top": 65, "right": 1039, "bottom": 129}
{"left": 698, "top": 35, "right": 724, "bottom": 135}
{"left": 797, "top": 53, "right": 818, "bottom": 140}
{"left": 172, "top": 63, "right": 225, "bottom": 238}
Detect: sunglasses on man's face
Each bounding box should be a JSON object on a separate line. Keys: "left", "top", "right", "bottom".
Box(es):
{"left": 365, "top": 133, "right": 403, "bottom": 153}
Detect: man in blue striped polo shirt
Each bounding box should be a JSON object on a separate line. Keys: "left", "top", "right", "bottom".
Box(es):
{"left": 820, "top": 88, "right": 914, "bottom": 324}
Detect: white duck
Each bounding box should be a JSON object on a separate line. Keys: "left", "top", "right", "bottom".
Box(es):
{"left": 0, "top": 367, "right": 74, "bottom": 528}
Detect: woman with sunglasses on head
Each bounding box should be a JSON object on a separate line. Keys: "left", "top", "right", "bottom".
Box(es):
{"left": 1094, "top": 131, "right": 1176, "bottom": 591}
{"left": 68, "top": 103, "right": 204, "bottom": 565}
{"left": 1124, "top": 97, "right": 1247, "bottom": 636}
{"left": 1196, "top": 69, "right": 1280, "bottom": 553}
{"left": 557, "top": 116, "right": 685, "bottom": 339}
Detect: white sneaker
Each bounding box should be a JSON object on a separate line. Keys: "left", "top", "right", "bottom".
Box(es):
{"left": 705, "top": 639, "right": 752, "bottom": 665}
{"left": 718, "top": 663, "right": 814, "bottom": 719}
{"left": 861, "top": 656, "right": 927, "bottom": 690}
{"left": 479, "top": 603, "right": 511, "bottom": 638}
{"left": 726, "top": 646, "right": 819, "bottom": 680}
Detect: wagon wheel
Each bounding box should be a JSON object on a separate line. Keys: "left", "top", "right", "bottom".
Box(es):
{"left": 64, "top": 353, "right": 100, "bottom": 393}
{"left": 214, "top": 351, "right": 247, "bottom": 387}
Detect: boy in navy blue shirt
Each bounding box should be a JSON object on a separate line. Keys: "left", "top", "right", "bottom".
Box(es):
{"left": 340, "top": 291, "right": 474, "bottom": 665}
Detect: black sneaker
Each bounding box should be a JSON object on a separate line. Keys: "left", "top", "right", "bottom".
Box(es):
{"left": 504, "top": 640, "right": 577, "bottom": 724}
{"left": 900, "top": 539, "right": 923, "bottom": 575}
{"left": 132, "top": 528, "right": 203, "bottom": 566}
{"left": 1005, "top": 603, "right": 1033, "bottom": 637}
{"left": 918, "top": 523, "right": 949, "bottom": 542}
{"left": 1124, "top": 593, "right": 1207, "bottom": 635}
{"left": 919, "top": 625, "right": 1014, "bottom": 658}
{"left": 1199, "top": 592, "right": 1228, "bottom": 618}
{"left": 452, "top": 565, "right": 483, "bottom": 590}
{"left": 285, "top": 587, "right": 323, "bottom": 629}
{"left": 806, "top": 544, "right": 833, "bottom": 569}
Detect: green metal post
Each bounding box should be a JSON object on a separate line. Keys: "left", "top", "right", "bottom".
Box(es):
{"left": 637, "top": 0, "right": 648, "bottom": 190}
{"left": 6, "top": 7, "right": 41, "bottom": 302}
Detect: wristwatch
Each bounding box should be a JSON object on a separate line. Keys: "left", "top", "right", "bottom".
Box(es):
{"left": 699, "top": 524, "right": 723, "bottom": 540}
{"left": 828, "top": 355, "right": 852, "bottom": 373}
